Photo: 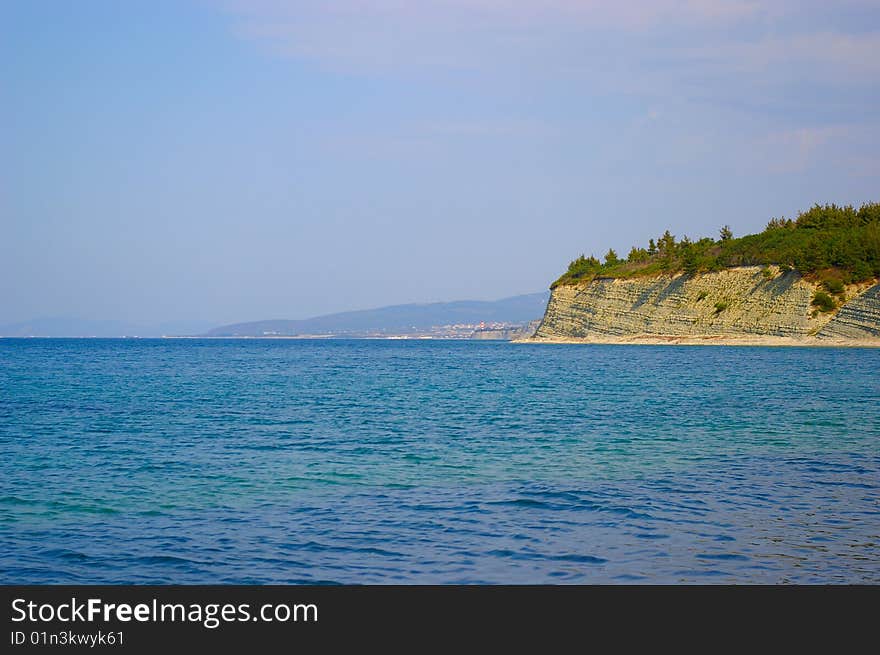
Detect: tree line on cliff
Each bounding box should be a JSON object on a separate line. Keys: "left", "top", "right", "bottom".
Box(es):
{"left": 552, "top": 202, "right": 880, "bottom": 289}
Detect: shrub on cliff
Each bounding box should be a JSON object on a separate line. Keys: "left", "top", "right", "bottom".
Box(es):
{"left": 822, "top": 278, "right": 845, "bottom": 295}
{"left": 811, "top": 292, "right": 836, "bottom": 313}
{"left": 553, "top": 255, "right": 602, "bottom": 286}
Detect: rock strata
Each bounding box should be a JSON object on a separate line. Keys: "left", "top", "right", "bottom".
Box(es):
{"left": 819, "top": 283, "right": 880, "bottom": 339}
{"left": 531, "top": 266, "right": 879, "bottom": 343}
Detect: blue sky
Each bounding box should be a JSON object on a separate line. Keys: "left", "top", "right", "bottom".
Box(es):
{"left": 2, "top": 0, "right": 878, "bottom": 325}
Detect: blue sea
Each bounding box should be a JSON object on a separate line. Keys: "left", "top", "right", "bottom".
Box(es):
{"left": 1, "top": 339, "right": 878, "bottom": 584}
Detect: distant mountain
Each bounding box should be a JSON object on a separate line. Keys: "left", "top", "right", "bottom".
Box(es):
{"left": 0, "top": 318, "right": 216, "bottom": 338}
{"left": 0, "top": 293, "right": 550, "bottom": 339}
{"left": 204, "top": 292, "right": 550, "bottom": 337}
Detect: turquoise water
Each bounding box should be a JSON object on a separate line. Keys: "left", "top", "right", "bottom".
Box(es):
{"left": 0, "top": 338, "right": 878, "bottom": 583}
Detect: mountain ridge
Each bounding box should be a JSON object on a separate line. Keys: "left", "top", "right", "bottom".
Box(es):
{"left": 204, "top": 292, "right": 549, "bottom": 337}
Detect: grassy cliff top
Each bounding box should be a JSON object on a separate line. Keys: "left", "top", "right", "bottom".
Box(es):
{"left": 552, "top": 202, "right": 880, "bottom": 289}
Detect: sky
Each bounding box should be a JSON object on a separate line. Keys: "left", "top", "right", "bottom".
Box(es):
{"left": 2, "top": 0, "right": 878, "bottom": 325}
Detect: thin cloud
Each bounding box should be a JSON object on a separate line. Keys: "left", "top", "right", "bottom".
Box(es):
{"left": 219, "top": 1, "right": 879, "bottom": 86}
{"left": 216, "top": 0, "right": 880, "bottom": 179}
{"left": 683, "top": 31, "right": 880, "bottom": 78}
{"left": 219, "top": 0, "right": 766, "bottom": 69}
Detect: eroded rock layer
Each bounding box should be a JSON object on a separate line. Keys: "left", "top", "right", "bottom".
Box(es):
{"left": 533, "top": 266, "right": 879, "bottom": 341}
{"left": 819, "top": 284, "right": 880, "bottom": 339}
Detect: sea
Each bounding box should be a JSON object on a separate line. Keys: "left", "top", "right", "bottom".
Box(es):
{"left": 1, "top": 338, "right": 877, "bottom": 584}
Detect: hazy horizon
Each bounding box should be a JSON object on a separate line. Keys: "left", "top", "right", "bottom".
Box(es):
{"left": 0, "top": 290, "right": 550, "bottom": 336}
{"left": 3, "top": 1, "right": 878, "bottom": 325}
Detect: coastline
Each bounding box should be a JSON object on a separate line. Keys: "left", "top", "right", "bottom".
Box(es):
{"left": 515, "top": 334, "right": 880, "bottom": 347}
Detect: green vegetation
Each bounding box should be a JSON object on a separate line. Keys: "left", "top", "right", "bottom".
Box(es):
{"left": 822, "top": 278, "right": 845, "bottom": 294}
{"left": 714, "top": 301, "right": 729, "bottom": 313}
{"left": 811, "top": 291, "right": 836, "bottom": 313}
{"left": 552, "top": 202, "right": 880, "bottom": 289}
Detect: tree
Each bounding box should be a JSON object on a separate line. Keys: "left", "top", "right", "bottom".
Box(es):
{"left": 550, "top": 201, "right": 880, "bottom": 288}
{"left": 681, "top": 242, "right": 699, "bottom": 274}
{"left": 658, "top": 230, "right": 676, "bottom": 255}
{"left": 765, "top": 217, "right": 791, "bottom": 231}
{"left": 656, "top": 230, "right": 677, "bottom": 270}
{"left": 795, "top": 239, "right": 827, "bottom": 271}
{"left": 628, "top": 246, "right": 649, "bottom": 263}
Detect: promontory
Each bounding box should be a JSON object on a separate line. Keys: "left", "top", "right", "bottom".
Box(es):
{"left": 524, "top": 203, "right": 880, "bottom": 346}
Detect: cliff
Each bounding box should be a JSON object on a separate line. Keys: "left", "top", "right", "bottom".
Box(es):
{"left": 818, "top": 283, "right": 880, "bottom": 339}
{"left": 530, "top": 266, "right": 880, "bottom": 344}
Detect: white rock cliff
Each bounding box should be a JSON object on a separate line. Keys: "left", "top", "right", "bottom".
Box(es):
{"left": 531, "top": 266, "right": 880, "bottom": 343}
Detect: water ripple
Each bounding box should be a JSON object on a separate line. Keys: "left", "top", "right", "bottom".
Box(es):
{"left": 1, "top": 339, "right": 878, "bottom": 583}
